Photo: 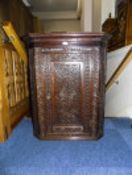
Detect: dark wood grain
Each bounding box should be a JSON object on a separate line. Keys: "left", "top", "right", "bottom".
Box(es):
{"left": 102, "top": 0, "right": 132, "bottom": 51}
{"left": 28, "top": 33, "right": 108, "bottom": 140}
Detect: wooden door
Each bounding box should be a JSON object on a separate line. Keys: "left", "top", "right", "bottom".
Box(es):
{"left": 43, "top": 53, "right": 85, "bottom": 139}
{"left": 34, "top": 49, "right": 101, "bottom": 139}
{"left": 49, "top": 61, "right": 84, "bottom": 134}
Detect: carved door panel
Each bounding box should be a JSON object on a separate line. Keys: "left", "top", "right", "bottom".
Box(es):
{"left": 49, "top": 61, "right": 84, "bottom": 134}
{"left": 41, "top": 54, "right": 85, "bottom": 136}
{"left": 35, "top": 50, "right": 100, "bottom": 138}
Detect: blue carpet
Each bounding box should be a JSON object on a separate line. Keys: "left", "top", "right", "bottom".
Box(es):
{"left": 0, "top": 117, "right": 132, "bottom": 175}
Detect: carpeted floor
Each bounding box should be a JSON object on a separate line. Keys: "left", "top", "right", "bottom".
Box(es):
{"left": 0, "top": 117, "right": 132, "bottom": 175}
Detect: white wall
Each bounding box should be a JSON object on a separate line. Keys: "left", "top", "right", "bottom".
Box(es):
{"left": 81, "top": 0, "right": 110, "bottom": 32}
{"left": 101, "top": 0, "right": 116, "bottom": 24}
{"left": 40, "top": 0, "right": 116, "bottom": 33}
{"left": 43, "top": 19, "right": 81, "bottom": 33}
{"left": 106, "top": 45, "right": 132, "bottom": 82}
{"left": 81, "top": 0, "right": 93, "bottom": 32}
{"left": 92, "top": 0, "right": 102, "bottom": 32}
{"left": 105, "top": 45, "right": 132, "bottom": 119}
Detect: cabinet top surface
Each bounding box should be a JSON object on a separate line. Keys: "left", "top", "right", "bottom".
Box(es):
{"left": 27, "top": 32, "right": 109, "bottom": 47}
{"left": 28, "top": 32, "right": 107, "bottom": 39}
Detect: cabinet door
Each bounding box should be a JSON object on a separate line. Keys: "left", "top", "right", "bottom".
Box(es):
{"left": 35, "top": 50, "right": 100, "bottom": 139}
{"left": 49, "top": 61, "right": 84, "bottom": 133}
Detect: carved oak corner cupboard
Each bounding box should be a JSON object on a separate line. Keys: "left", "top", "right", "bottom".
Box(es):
{"left": 28, "top": 33, "right": 108, "bottom": 140}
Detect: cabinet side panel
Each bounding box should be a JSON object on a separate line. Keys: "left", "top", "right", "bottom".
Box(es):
{"left": 96, "top": 46, "right": 107, "bottom": 136}
{"left": 29, "top": 48, "right": 40, "bottom": 135}
{"left": 83, "top": 48, "right": 100, "bottom": 136}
